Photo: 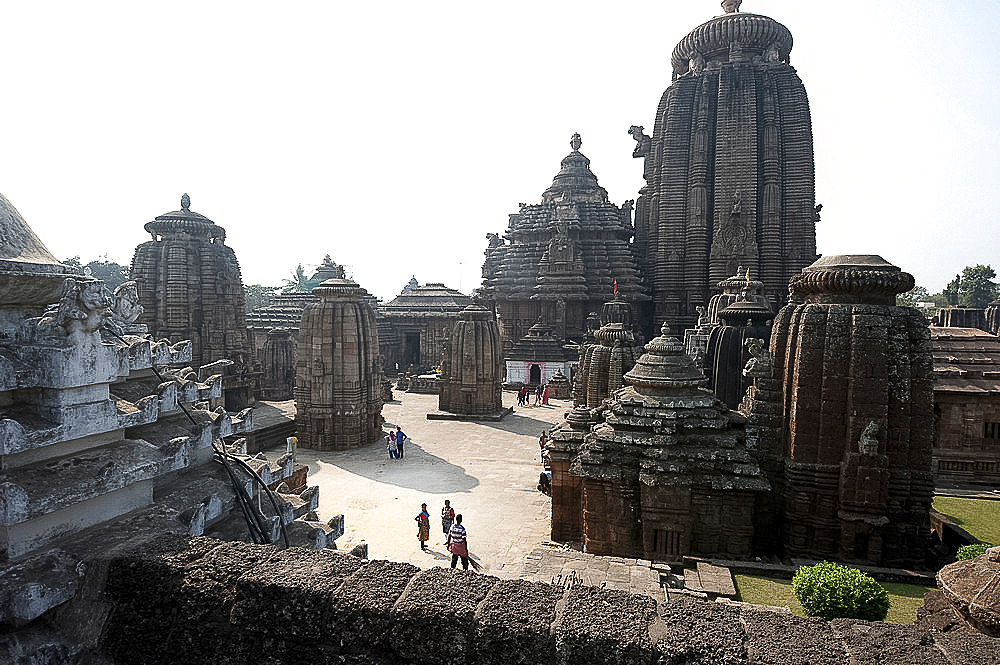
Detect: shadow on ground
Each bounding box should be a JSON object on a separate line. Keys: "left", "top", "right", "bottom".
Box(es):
{"left": 300, "top": 441, "right": 479, "bottom": 494}
{"left": 477, "top": 410, "right": 564, "bottom": 436}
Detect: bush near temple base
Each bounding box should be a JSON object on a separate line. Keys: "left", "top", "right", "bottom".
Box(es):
{"left": 956, "top": 542, "right": 994, "bottom": 561}
{"left": 791, "top": 561, "right": 889, "bottom": 621}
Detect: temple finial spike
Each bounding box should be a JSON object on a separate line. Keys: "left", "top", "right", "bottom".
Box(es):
{"left": 570, "top": 133, "right": 582, "bottom": 152}
{"left": 181, "top": 193, "right": 190, "bottom": 211}
{"left": 721, "top": 0, "right": 742, "bottom": 13}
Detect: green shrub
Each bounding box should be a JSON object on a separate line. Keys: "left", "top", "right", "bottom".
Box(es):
{"left": 956, "top": 542, "right": 994, "bottom": 560}
{"left": 791, "top": 561, "right": 890, "bottom": 621}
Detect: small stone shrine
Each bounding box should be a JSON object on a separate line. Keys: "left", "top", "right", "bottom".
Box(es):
{"left": 504, "top": 318, "right": 576, "bottom": 386}
{"left": 436, "top": 304, "right": 503, "bottom": 416}
{"left": 131, "top": 194, "right": 253, "bottom": 410}
{"left": 565, "top": 322, "right": 768, "bottom": 559}
{"left": 549, "top": 296, "right": 645, "bottom": 542}
{"left": 683, "top": 267, "right": 770, "bottom": 357}
{"left": 704, "top": 290, "right": 772, "bottom": 409}
{"left": 294, "top": 277, "right": 384, "bottom": 450}
{"left": 930, "top": 326, "right": 1000, "bottom": 487}
{"left": 480, "top": 133, "right": 647, "bottom": 352}
{"left": 742, "top": 255, "right": 934, "bottom": 566}
{"left": 632, "top": 2, "right": 819, "bottom": 331}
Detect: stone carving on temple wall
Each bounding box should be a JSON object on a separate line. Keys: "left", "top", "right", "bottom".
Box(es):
{"left": 628, "top": 126, "right": 651, "bottom": 158}
{"left": 688, "top": 51, "right": 705, "bottom": 76}
{"left": 742, "top": 337, "right": 771, "bottom": 378}
{"left": 858, "top": 421, "right": 880, "bottom": 456}
{"left": 20, "top": 276, "right": 112, "bottom": 344}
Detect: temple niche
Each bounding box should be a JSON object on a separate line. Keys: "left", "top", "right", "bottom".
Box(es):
{"left": 742, "top": 255, "right": 934, "bottom": 567}
{"left": 131, "top": 194, "right": 253, "bottom": 410}
{"left": 294, "top": 277, "right": 384, "bottom": 450}
{"left": 436, "top": 304, "right": 504, "bottom": 416}
{"left": 480, "top": 133, "right": 647, "bottom": 355}
{"left": 632, "top": 3, "right": 818, "bottom": 332}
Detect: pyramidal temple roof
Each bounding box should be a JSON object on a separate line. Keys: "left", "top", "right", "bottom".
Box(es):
{"left": 540, "top": 133, "right": 608, "bottom": 205}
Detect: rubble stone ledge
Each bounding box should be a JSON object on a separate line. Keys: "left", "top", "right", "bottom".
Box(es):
{"left": 91, "top": 537, "right": 999, "bottom": 665}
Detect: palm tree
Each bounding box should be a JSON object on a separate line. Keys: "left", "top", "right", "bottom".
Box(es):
{"left": 281, "top": 264, "right": 309, "bottom": 293}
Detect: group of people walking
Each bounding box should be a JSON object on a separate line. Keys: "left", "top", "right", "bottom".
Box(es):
{"left": 516, "top": 384, "right": 549, "bottom": 407}
{"left": 414, "top": 499, "right": 470, "bottom": 570}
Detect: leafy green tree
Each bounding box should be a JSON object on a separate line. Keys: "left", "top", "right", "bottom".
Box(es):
{"left": 63, "top": 254, "right": 130, "bottom": 291}
{"left": 897, "top": 285, "right": 930, "bottom": 308}
{"left": 943, "top": 275, "right": 961, "bottom": 306}
{"left": 792, "top": 561, "right": 889, "bottom": 621}
{"left": 956, "top": 264, "right": 998, "bottom": 308}
{"left": 244, "top": 284, "right": 280, "bottom": 313}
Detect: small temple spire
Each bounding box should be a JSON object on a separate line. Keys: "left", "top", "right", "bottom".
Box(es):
{"left": 181, "top": 193, "right": 191, "bottom": 212}
{"left": 570, "top": 133, "right": 582, "bottom": 152}
{"left": 721, "top": 0, "right": 742, "bottom": 13}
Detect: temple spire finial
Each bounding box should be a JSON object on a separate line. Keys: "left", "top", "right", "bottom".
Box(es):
{"left": 721, "top": 0, "right": 742, "bottom": 13}
{"left": 181, "top": 193, "right": 190, "bottom": 212}
{"left": 570, "top": 133, "right": 582, "bottom": 152}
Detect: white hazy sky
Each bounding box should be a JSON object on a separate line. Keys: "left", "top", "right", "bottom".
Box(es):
{"left": 2, "top": 1, "right": 997, "bottom": 302}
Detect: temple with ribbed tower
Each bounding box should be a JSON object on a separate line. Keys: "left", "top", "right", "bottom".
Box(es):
{"left": 480, "top": 133, "right": 647, "bottom": 354}
{"left": 630, "top": 0, "right": 819, "bottom": 332}
{"left": 130, "top": 194, "right": 253, "bottom": 409}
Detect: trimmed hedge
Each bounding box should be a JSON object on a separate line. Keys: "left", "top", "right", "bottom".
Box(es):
{"left": 955, "top": 542, "right": 993, "bottom": 560}
{"left": 791, "top": 561, "right": 889, "bottom": 621}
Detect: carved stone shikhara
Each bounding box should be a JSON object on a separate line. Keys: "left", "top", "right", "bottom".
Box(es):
{"left": 130, "top": 194, "right": 252, "bottom": 410}
{"left": 742, "top": 255, "right": 934, "bottom": 566}
{"left": 634, "top": 6, "right": 818, "bottom": 332}
{"left": 294, "top": 277, "right": 384, "bottom": 450}
{"left": 437, "top": 305, "right": 503, "bottom": 416}
{"left": 480, "top": 133, "right": 648, "bottom": 354}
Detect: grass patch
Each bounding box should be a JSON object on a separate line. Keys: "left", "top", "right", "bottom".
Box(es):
{"left": 932, "top": 496, "right": 1000, "bottom": 545}
{"left": 733, "top": 575, "right": 934, "bottom": 624}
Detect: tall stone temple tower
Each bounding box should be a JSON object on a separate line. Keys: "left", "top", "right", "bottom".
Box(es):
{"left": 294, "top": 277, "right": 384, "bottom": 450}
{"left": 480, "top": 133, "right": 647, "bottom": 352}
{"left": 631, "top": 0, "right": 819, "bottom": 331}
{"left": 131, "top": 194, "right": 252, "bottom": 409}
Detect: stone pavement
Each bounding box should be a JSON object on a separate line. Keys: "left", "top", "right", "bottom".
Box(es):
{"left": 295, "top": 390, "right": 567, "bottom": 578}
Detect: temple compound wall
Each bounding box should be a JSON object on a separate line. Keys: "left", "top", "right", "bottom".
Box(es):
{"left": 294, "top": 277, "right": 384, "bottom": 450}
{"left": 631, "top": 4, "right": 818, "bottom": 332}
{"left": 130, "top": 194, "right": 253, "bottom": 410}
{"left": 930, "top": 327, "right": 1000, "bottom": 487}
{"left": 73, "top": 536, "right": 998, "bottom": 665}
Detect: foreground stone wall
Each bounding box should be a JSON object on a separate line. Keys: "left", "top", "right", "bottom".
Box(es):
{"left": 96, "top": 537, "right": 998, "bottom": 665}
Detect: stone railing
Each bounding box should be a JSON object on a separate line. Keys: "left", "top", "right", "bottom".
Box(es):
{"left": 97, "top": 537, "right": 998, "bottom": 665}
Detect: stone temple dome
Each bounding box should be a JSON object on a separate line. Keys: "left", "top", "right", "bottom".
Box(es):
{"left": 670, "top": 5, "right": 793, "bottom": 78}
{"left": 0, "top": 191, "right": 77, "bottom": 308}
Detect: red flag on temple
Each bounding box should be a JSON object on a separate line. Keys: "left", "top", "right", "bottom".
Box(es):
{"left": 613, "top": 279, "right": 618, "bottom": 295}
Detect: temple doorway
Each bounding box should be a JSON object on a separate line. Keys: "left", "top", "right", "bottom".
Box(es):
{"left": 403, "top": 332, "right": 420, "bottom": 367}
{"left": 529, "top": 364, "right": 541, "bottom": 384}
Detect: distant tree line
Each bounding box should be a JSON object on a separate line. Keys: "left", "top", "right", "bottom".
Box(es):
{"left": 897, "top": 264, "right": 998, "bottom": 310}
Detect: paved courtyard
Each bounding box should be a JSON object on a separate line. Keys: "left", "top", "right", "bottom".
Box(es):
{"left": 297, "top": 390, "right": 566, "bottom": 577}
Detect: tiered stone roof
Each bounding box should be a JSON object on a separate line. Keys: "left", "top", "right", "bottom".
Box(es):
{"left": 380, "top": 283, "right": 472, "bottom": 318}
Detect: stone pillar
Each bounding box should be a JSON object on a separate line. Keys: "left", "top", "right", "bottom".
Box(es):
{"left": 437, "top": 305, "right": 503, "bottom": 415}
{"left": 294, "top": 278, "right": 384, "bottom": 450}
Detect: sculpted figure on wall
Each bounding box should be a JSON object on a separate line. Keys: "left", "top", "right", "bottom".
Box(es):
{"left": 21, "top": 277, "right": 112, "bottom": 344}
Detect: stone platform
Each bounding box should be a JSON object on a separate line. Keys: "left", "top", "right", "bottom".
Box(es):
{"left": 425, "top": 406, "right": 514, "bottom": 422}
